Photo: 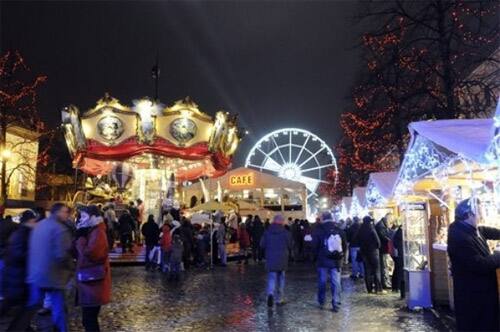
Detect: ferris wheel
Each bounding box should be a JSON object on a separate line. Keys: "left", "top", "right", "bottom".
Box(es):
{"left": 245, "top": 128, "right": 337, "bottom": 206}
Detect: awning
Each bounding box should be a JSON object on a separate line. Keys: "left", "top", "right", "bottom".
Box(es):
{"left": 366, "top": 172, "right": 398, "bottom": 207}
{"left": 395, "top": 104, "right": 498, "bottom": 197}
{"left": 409, "top": 118, "right": 494, "bottom": 164}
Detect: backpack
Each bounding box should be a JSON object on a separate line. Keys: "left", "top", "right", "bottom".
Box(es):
{"left": 323, "top": 229, "right": 343, "bottom": 260}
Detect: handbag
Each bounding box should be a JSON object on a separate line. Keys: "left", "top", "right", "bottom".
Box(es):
{"left": 77, "top": 264, "right": 106, "bottom": 283}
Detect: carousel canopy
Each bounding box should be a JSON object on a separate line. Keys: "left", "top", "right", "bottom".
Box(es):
{"left": 62, "top": 94, "right": 241, "bottom": 181}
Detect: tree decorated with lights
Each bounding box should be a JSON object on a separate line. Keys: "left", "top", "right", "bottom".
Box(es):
{"left": 334, "top": 0, "right": 499, "bottom": 195}
{"left": 0, "top": 51, "right": 47, "bottom": 206}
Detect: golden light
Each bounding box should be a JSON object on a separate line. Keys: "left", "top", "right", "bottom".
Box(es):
{"left": 1, "top": 149, "right": 12, "bottom": 160}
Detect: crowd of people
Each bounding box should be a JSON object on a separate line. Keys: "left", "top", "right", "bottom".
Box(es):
{"left": 0, "top": 196, "right": 499, "bottom": 331}
{"left": 0, "top": 203, "right": 111, "bottom": 332}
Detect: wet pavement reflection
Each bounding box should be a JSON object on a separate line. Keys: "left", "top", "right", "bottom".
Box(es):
{"left": 62, "top": 262, "right": 447, "bottom": 331}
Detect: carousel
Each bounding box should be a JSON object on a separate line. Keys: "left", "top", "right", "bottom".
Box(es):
{"left": 62, "top": 93, "right": 241, "bottom": 218}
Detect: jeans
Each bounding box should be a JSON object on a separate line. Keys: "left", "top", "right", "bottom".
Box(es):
{"left": 145, "top": 244, "right": 154, "bottom": 268}
{"left": 362, "top": 250, "right": 382, "bottom": 293}
{"left": 317, "top": 267, "right": 341, "bottom": 307}
{"left": 267, "top": 271, "right": 285, "bottom": 302}
{"left": 82, "top": 306, "right": 101, "bottom": 332}
{"left": 349, "top": 247, "right": 364, "bottom": 277}
{"left": 380, "top": 252, "right": 392, "bottom": 288}
{"left": 218, "top": 243, "right": 227, "bottom": 265}
{"left": 29, "top": 285, "right": 68, "bottom": 332}
{"left": 162, "top": 250, "right": 170, "bottom": 272}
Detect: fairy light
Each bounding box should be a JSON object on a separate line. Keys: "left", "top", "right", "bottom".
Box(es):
{"left": 395, "top": 135, "right": 451, "bottom": 197}
{"left": 333, "top": 1, "right": 498, "bottom": 196}
{"left": 366, "top": 180, "right": 387, "bottom": 207}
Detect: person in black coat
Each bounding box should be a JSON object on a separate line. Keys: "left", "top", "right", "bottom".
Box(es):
{"left": 118, "top": 210, "right": 135, "bottom": 253}
{"left": 141, "top": 215, "right": 160, "bottom": 270}
{"left": 180, "top": 218, "right": 194, "bottom": 269}
{"left": 356, "top": 216, "right": 384, "bottom": 294}
{"left": 251, "top": 216, "right": 265, "bottom": 262}
{"left": 447, "top": 198, "right": 500, "bottom": 332}
{"left": 1, "top": 210, "right": 38, "bottom": 331}
{"left": 375, "top": 215, "right": 392, "bottom": 289}
{"left": 392, "top": 224, "right": 404, "bottom": 298}
{"left": 346, "top": 217, "right": 364, "bottom": 279}
{"left": 312, "top": 212, "right": 347, "bottom": 311}
{"left": 260, "top": 215, "right": 292, "bottom": 307}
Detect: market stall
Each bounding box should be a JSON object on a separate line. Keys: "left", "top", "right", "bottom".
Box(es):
{"left": 365, "top": 171, "right": 399, "bottom": 221}
{"left": 181, "top": 167, "right": 307, "bottom": 220}
{"left": 351, "top": 187, "right": 368, "bottom": 218}
{"left": 394, "top": 110, "right": 499, "bottom": 309}
{"left": 339, "top": 196, "right": 352, "bottom": 220}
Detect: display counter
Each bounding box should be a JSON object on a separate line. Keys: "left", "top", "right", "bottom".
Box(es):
{"left": 402, "top": 202, "right": 432, "bottom": 309}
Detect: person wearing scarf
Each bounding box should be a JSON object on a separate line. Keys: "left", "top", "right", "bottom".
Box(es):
{"left": 75, "top": 205, "right": 111, "bottom": 332}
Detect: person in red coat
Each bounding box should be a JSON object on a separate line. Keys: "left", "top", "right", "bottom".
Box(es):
{"left": 160, "top": 223, "right": 172, "bottom": 272}
{"left": 75, "top": 205, "right": 111, "bottom": 332}
{"left": 238, "top": 221, "right": 251, "bottom": 264}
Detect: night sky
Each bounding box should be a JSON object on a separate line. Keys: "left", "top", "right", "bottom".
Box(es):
{"left": 1, "top": 1, "right": 363, "bottom": 166}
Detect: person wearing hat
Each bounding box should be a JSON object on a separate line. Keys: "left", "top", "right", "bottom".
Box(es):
{"left": 75, "top": 205, "right": 111, "bottom": 332}
{"left": 447, "top": 198, "right": 500, "bottom": 332}
{"left": 1, "top": 210, "right": 38, "bottom": 331}
{"left": 312, "top": 211, "right": 347, "bottom": 312}
{"left": 260, "top": 214, "right": 292, "bottom": 307}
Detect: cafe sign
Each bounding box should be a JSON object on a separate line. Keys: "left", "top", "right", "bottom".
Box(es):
{"left": 229, "top": 173, "right": 255, "bottom": 187}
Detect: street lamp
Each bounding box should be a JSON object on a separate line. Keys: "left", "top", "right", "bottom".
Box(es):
{"left": 1, "top": 149, "right": 11, "bottom": 160}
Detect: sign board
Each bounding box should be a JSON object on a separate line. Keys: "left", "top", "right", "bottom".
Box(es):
{"left": 229, "top": 173, "right": 255, "bottom": 187}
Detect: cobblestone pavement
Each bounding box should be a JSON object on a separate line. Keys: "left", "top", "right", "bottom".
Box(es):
{"left": 2, "top": 262, "right": 451, "bottom": 332}
{"left": 73, "top": 262, "right": 450, "bottom": 332}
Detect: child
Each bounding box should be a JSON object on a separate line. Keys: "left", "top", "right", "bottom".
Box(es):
{"left": 169, "top": 234, "right": 183, "bottom": 280}
{"left": 160, "top": 223, "right": 172, "bottom": 273}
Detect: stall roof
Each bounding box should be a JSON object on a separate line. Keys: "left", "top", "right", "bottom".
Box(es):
{"left": 395, "top": 107, "right": 498, "bottom": 196}
{"left": 366, "top": 172, "right": 398, "bottom": 207}
{"left": 352, "top": 187, "right": 367, "bottom": 207}
{"left": 409, "top": 118, "right": 494, "bottom": 164}
{"left": 184, "top": 167, "right": 306, "bottom": 192}
{"left": 341, "top": 197, "right": 352, "bottom": 210}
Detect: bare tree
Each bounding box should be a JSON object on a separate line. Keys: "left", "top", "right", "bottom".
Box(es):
{"left": 0, "top": 51, "right": 47, "bottom": 206}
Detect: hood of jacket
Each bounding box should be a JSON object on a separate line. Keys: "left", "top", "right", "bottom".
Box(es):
{"left": 268, "top": 223, "right": 286, "bottom": 234}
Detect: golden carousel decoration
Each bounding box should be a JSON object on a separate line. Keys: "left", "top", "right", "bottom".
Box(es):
{"left": 62, "top": 93, "right": 241, "bottom": 205}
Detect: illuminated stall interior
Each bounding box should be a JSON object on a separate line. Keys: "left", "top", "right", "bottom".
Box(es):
{"left": 62, "top": 94, "right": 241, "bottom": 218}
{"left": 339, "top": 196, "right": 352, "bottom": 220}
{"left": 350, "top": 187, "right": 368, "bottom": 219}
{"left": 182, "top": 167, "right": 308, "bottom": 220}
{"left": 394, "top": 112, "right": 498, "bottom": 309}
{"left": 365, "top": 172, "right": 399, "bottom": 221}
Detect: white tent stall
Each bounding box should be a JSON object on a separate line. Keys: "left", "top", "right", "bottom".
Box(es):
{"left": 394, "top": 109, "right": 498, "bottom": 310}
{"left": 340, "top": 197, "right": 352, "bottom": 220}
{"left": 366, "top": 171, "right": 398, "bottom": 221}
{"left": 351, "top": 187, "right": 368, "bottom": 218}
